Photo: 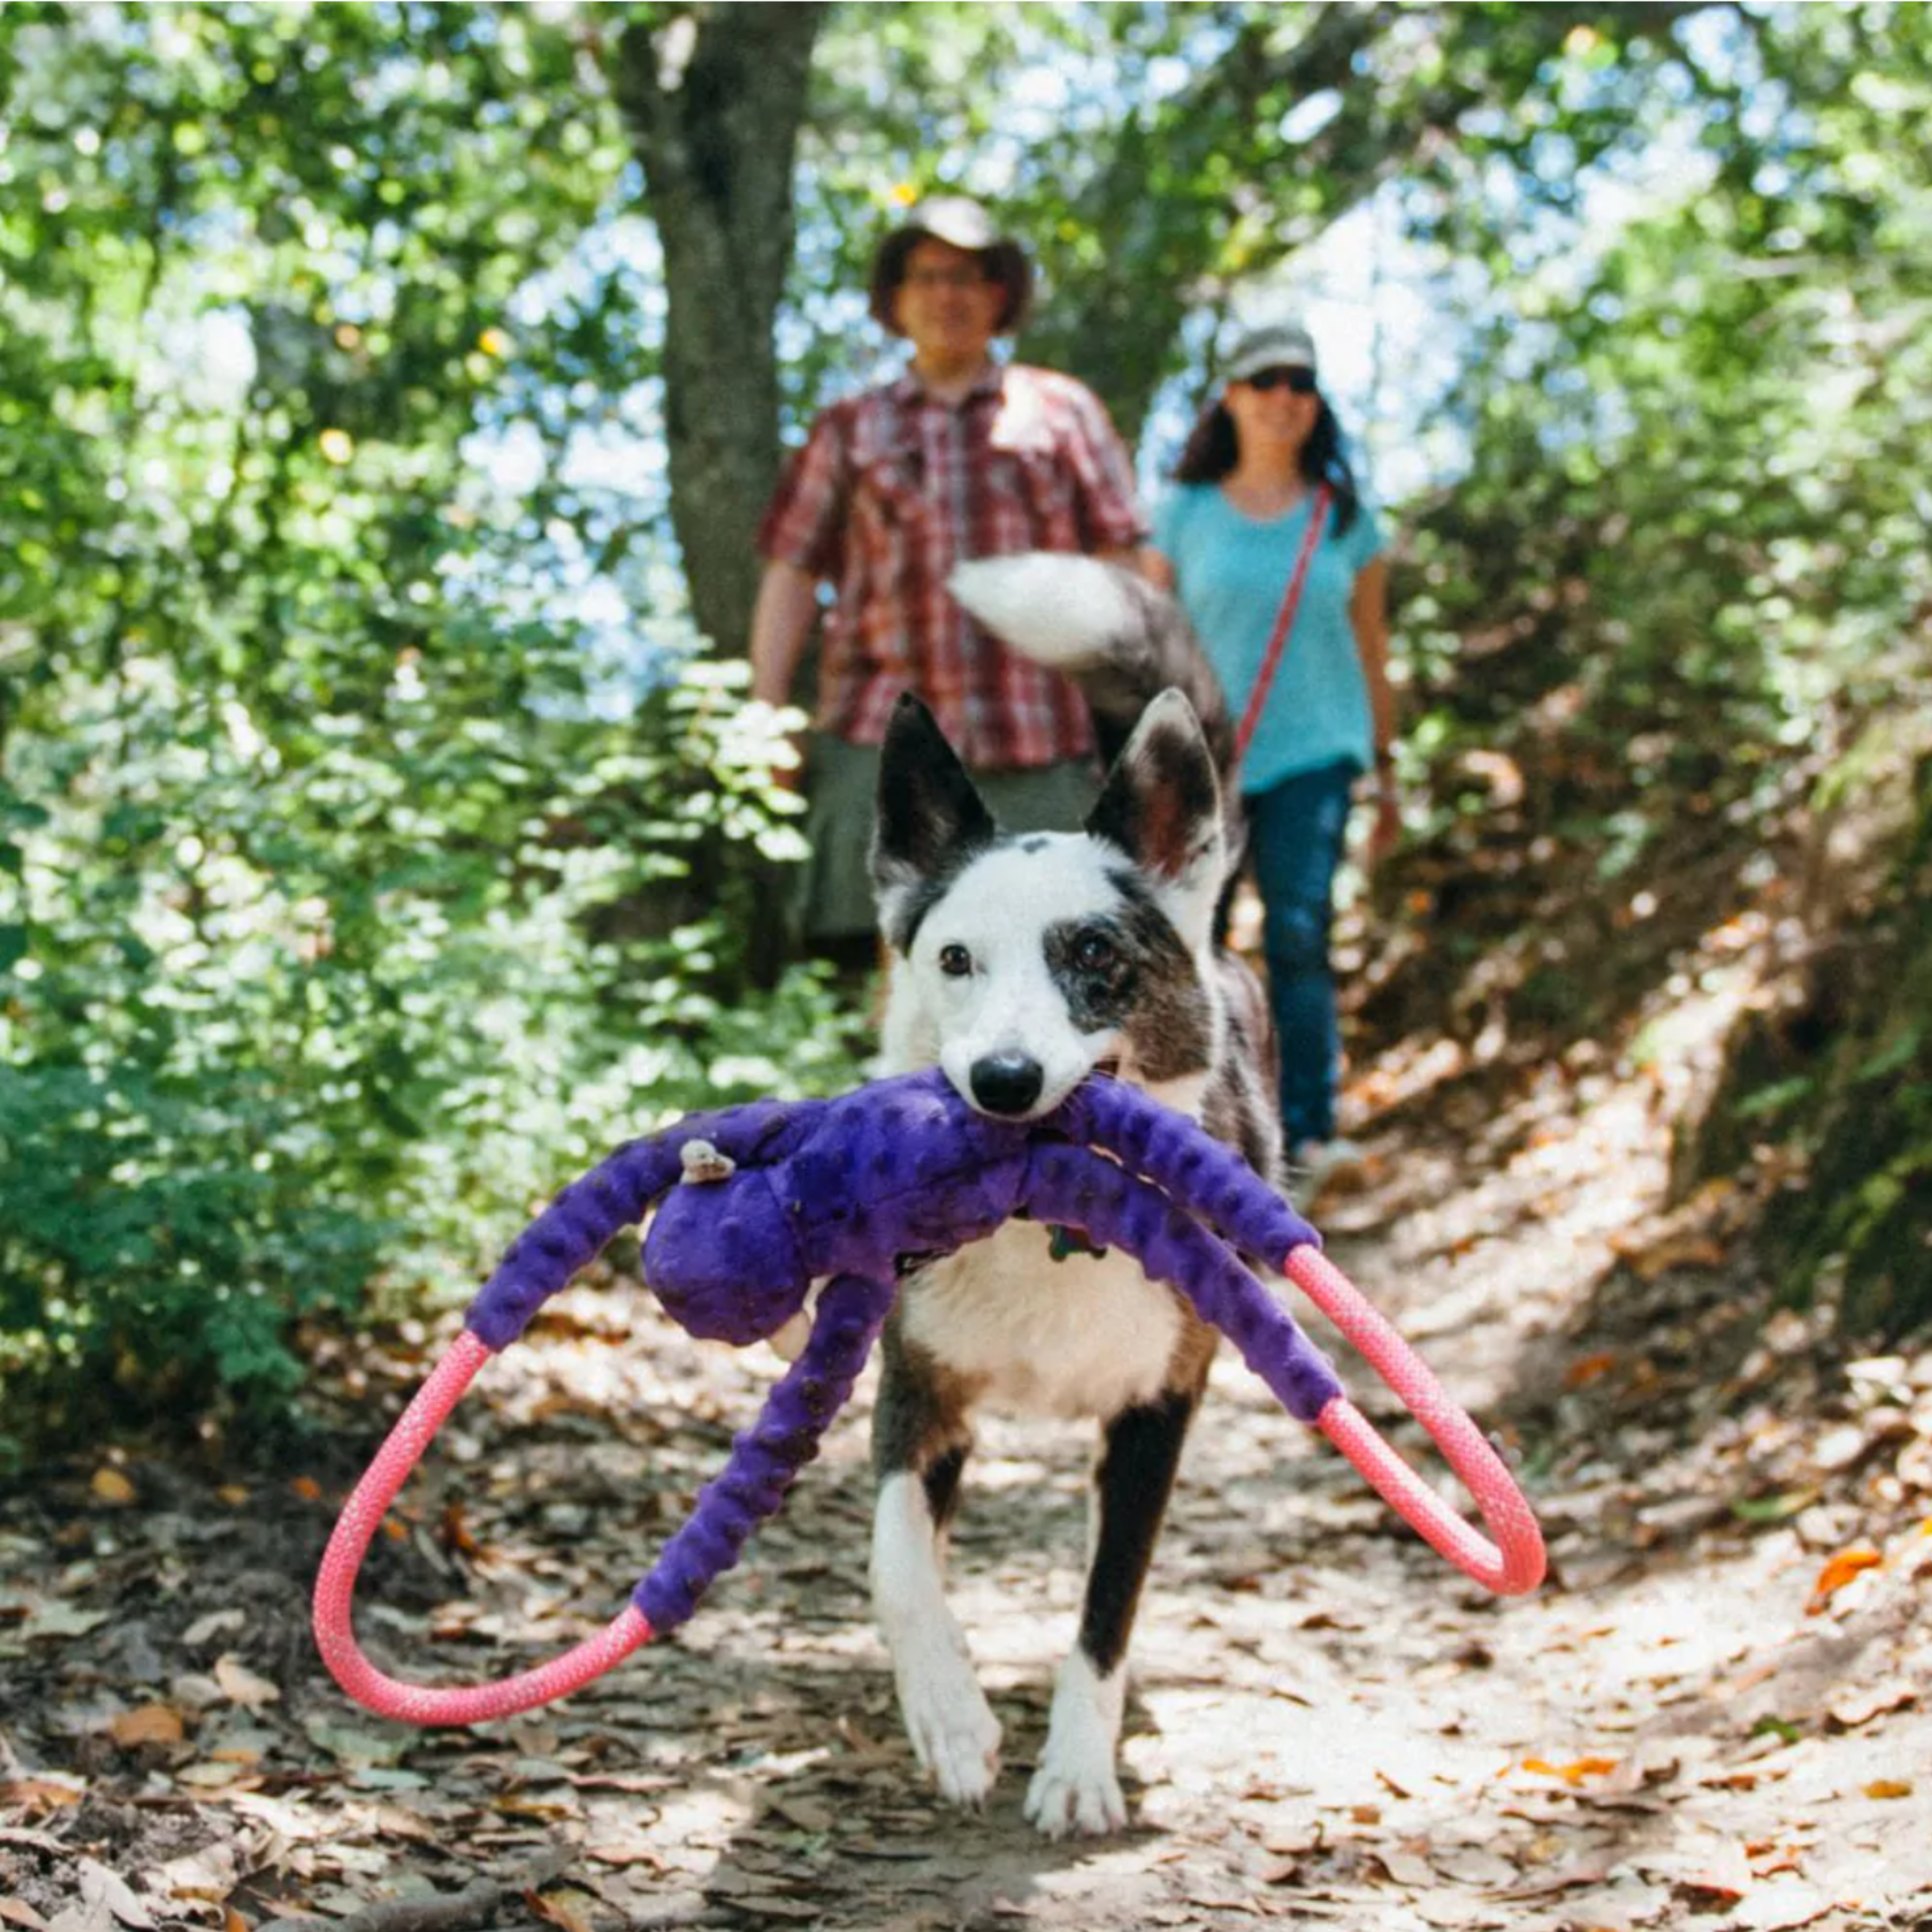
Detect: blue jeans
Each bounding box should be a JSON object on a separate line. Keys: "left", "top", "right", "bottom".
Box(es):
{"left": 1243, "top": 761, "right": 1358, "bottom": 1146}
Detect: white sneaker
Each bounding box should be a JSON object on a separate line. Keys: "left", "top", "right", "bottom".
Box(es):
{"left": 1288, "top": 1136, "right": 1368, "bottom": 1206}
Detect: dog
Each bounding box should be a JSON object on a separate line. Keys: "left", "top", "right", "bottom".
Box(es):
{"left": 864, "top": 553, "right": 1283, "bottom": 1837}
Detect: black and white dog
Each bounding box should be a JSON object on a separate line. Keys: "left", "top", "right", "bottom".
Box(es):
{"left": 864, "top": 555, "right": 1283, "bottom": 1836}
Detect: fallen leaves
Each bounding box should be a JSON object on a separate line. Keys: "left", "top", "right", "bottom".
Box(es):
{"left": 87, "top": 1470, "right": 137, "bottom": 1509}
{"left": 581, "top": 1842, "right": 667, "bottom": 1872}
{"left": 211, "top": 1654, "right": 281, "bottom": 1712}
{"left": 104, "top": 1706, "right": 185, "bottom": 1751}
{"left": 1366, "top": 1845, "right": 1436, "bottom": 1887}
{"left": 1730, "top": 1878, "right": 1839, "bottom": 1931}
{"left": 1606, "top": 1179, "right": 1747, "bottom": 1281}
{"left": 527, "top": 1886, "right": 600, "bottom": 1932}
{"left": 1728, "top": 1487, "right": 1817, "bottom": 1525}
{"left": 15, "top": 1603, "right": 111, "bottom": 1643}
{"left": 1805, "top": 1545, "right": 1883, "bottom": 1614}
{"left": 1564, "top": 1350, "right": 1619, "bottom": 1390}
{"left": 1490, "top": 1858, "right": 1617, "bottom": 1900}
{"left": 1672, "top": 1839, "right": 1753, "bottom": 1904}
{"left": 45, "top": 1858, "right": 155, "bottom": 1932}
{"left": 1518, "top": 1756, "right": 1619, "bottom": 1787}
{"left": 1610, "top": 1230, "right": 1731, "bottom": 1280}
{"left": 181, "top": 1610, "right": 244, "bottom": 1647}
{"left": 1824, "top": 1680, "right": 1917, "bottom": 1730}
{"left": 0, "top": 1779, "right": 83, "bottom": 1815}
{"left": 1, "top": 1259, "right": 1928, "bottom": 1932}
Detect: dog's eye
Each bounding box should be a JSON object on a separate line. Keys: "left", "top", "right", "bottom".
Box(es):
{"left": 1073, "top": 932, "right": 1118, "bottom": 975}
{"left": 938, "top": 943, "right": 973, "bottom": 978}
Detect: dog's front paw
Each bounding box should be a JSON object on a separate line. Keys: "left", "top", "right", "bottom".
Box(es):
{"left": 1024, "top": 1743, "right": 1127, "bottom": 1838}
{"left": 1026, "top": 1652, "right": 1128, "bottom": 1837}
{"left": 897, "top": 1653, "right": 1003, "bottom": 1807}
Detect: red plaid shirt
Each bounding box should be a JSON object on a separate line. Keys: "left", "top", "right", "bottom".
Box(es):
{"left": 757, "top": 362, "right": 1146, "bottom": 769}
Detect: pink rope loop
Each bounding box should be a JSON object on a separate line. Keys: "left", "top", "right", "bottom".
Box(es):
{"left": 312, "top": 1332, "right": 653, "bottom": 1724}
{"left": 1286, "top": 1247, "right": 1546, "bottom": 1596}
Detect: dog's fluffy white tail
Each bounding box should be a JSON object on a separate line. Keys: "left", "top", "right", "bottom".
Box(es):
{"left": 948, "top": 555, "right": 1141, "bottom": 671}
{"left": 948, "top": 553, "right": 1233, "bottom": 774}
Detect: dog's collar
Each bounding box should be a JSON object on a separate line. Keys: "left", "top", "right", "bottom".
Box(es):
{"left": 1046, "top": 1221, "right": 1108, "bottom": 1263}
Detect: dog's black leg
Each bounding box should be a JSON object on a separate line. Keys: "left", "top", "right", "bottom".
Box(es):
{"left": 921, "top": 1441, "right": 970, "bottom": 1544}
{"left": 869, "top": 1314, "right": 1001, "bottom": 1806}
{"left": 1083, "top": 1388, "right": 1196, "bottom": 1674}
{"left": 1026, "top": 1385, "right": 1198, "bottom": 1837}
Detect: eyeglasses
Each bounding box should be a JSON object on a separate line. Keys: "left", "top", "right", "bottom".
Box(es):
{"left": 1242, "top": 365, "right": 1317, "bottom": 394}
{"left": 902, "top": 266, "right": 997, "bottom": 293}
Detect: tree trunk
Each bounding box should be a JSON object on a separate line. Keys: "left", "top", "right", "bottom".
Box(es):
{"left": 613, "top": 4, "right": 827, "bottom": 655}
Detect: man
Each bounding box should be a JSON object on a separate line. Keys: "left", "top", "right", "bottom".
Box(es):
{"left": 750, "top": 195, "right": 1147, "bottom": 968}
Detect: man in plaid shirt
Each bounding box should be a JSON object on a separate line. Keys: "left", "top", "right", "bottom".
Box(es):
{"left": 750, "top": 197, "right": 1148, "bottom": 964}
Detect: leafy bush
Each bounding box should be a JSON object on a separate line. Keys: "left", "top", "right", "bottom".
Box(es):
{"left": 0, "top": 650, "right": 862, "bottom": 1455}
{"left": 0, "top": 7, "right": 872, "bottom": 1456}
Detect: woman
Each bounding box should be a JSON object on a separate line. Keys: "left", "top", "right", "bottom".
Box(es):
{"left": 1148, "top": 321, "right": 1398, "bottom": 1178}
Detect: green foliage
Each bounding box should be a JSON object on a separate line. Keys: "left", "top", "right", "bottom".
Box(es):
{"left": 11, "top": 0, "right": 1932, "bottom": 1448}
{"left": 0, "top": 626, "right": 855, "bottom": 1441}
{"left": 0, "top": 4, "right": 862, "bottom": 1449}
{"left": 1369, "top": 2, "right": 1932, "bottom": 1334}
{"left": 793, "top": 7, "right": 1703, "bottom": 437}
{"left": 1704, "top": 751, "right": 1932, "bottom": 1340}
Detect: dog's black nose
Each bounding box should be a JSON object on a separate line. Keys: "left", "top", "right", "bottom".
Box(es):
{"left": 970, "top": 1052, "right": 1044, "bottom": 1117}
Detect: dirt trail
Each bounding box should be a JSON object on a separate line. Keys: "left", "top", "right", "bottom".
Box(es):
{"left": 3, "top": 1052, "right": 1930, "bottom": 1931}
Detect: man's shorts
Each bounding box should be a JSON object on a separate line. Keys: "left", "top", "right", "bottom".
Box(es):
{"left": 797, "top": 731, "right": 1102, "bottom": 943}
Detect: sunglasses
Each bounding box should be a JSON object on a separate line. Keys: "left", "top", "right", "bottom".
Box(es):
{"left": 1242, "top": 365, "right": 1318, "bottom": 394}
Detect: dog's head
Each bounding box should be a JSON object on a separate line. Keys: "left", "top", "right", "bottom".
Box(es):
{"left": 871, "top": 689, "right": 1229, "bottom": 1121}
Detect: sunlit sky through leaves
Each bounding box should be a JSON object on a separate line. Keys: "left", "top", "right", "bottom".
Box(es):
{"left": 106, "top": 3, "right": 1758, "bottom": 700}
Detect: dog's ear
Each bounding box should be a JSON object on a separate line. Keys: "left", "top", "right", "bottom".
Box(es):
{"left": 871, "top": 693, "right": 998, "bottom": 948}
{"left": 1086, "top": 689, "right": 1226, "bottom": 942}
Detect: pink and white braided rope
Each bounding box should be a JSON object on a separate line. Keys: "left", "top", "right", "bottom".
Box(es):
{"left": 312, "top": 1333, "right": 652, "bottom": 1724}
{"left": 1288, "top": 1247, "right": 1544, "bottom": 1596}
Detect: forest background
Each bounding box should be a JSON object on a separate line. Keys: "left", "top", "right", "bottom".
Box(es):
{"left": 4, "top": 0, "right": 1930, "bottom": 1462}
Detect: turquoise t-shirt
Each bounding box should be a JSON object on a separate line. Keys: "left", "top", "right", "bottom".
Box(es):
{"left": 1151, "top": 483, "right": 1384, "bottom": 795}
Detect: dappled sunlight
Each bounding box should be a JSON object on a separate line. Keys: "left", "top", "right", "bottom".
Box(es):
{"left": 7, "top": 2, "right": 1931, "bottom": 1925}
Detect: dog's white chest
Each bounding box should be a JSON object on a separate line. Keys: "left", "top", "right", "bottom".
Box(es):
{"left": 900, "top": 1221, "right": 1184, "bottom": 1421}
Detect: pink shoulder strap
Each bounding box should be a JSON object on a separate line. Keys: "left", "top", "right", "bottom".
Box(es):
{"left": 1233, "top": 483, "right": 1332, "bottom": 765}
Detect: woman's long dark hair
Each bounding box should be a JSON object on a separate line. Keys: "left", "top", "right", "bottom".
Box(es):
{"left": 1172, "top": 391, "right": 1361, "bottom": 536}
